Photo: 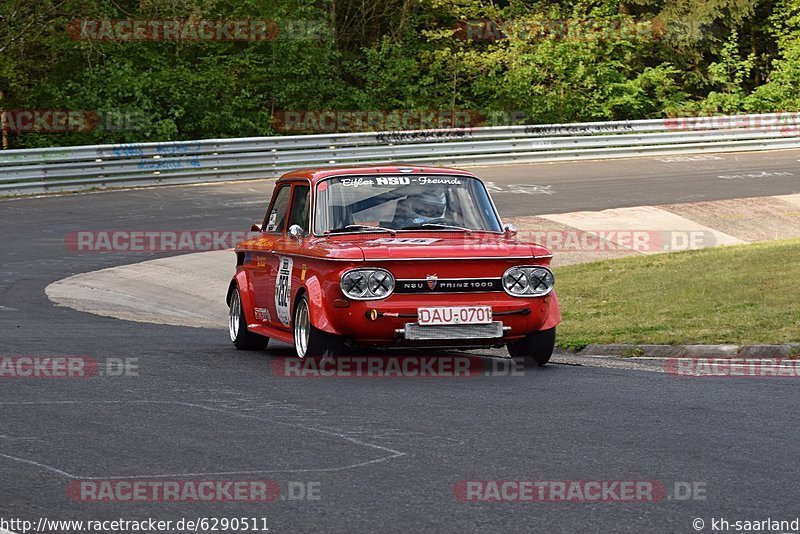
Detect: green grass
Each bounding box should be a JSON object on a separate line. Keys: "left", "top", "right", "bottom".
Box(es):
{"left": 554, "top": 238, "right": 800, "bottom": 347}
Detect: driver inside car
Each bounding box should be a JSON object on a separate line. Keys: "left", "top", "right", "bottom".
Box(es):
{"left": 392, "top": 190, "right": 447, "bottom": 228}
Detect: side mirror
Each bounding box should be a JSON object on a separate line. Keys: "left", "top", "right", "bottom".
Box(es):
{"left": 251, "top": 223, "right": 263, "bottom": 232}
{"left": 503, "top": 223, "right": 518, "bottom": 237}
{"left": 288, "top": 224, "right": 304, "bottom": 241}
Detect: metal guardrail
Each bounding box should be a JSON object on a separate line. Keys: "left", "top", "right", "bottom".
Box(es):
{"left": 2, "top": 112, "right": 800, "bottom": 195}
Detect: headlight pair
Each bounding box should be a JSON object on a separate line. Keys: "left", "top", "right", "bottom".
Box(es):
{"left": 502, "top": 266, "right": 554, "bottom": 297}
{"left": 340, "top": 269, "right": 395, "bottom": 300}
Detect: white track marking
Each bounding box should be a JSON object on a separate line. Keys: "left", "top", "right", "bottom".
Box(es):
{"left": 718, "top": 171, "right": 793, "bottom": 179}
{"left": 655, "top": 155, "right": 724, "bottom": 162}
{"left": 0, "top": 400, "right": 406, "bottom": 479}
{"left": 483, "top": 182, "right": 554, "bottom": 195}
{"left": 0, "top": 452, "right": 78, "bottom": 479}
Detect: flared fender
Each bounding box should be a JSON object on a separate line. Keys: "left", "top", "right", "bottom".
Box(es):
{"left": 299, "top": 275, "right": 340, "bottom": 335}
{"left": 541, "top": 291, "right": 562, "bottom": 331}
{"left": 227, "top": 271, "right": 257, "bottom": 326}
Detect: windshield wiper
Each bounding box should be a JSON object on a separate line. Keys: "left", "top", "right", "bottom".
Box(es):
{"left": 326, "top": 224, "right": 397, "bottom": 235}
{"left": 400, "top": 223, "right": 472, "bottom": 233}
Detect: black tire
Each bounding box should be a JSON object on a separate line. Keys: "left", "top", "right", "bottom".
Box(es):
{"left": 507, "top": 327, "right": 556, "bottom": 367}
{"left": 228, "top": 287, "right": 269, "bottom": 350}
{"left": 293, "top": 293, "right": 343, "bottom": 358}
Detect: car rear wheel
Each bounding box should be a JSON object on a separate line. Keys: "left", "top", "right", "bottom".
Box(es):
{"left": 507, "top": 327, "right": 556, "bottom": 367}
{"left": 229, "top": 287, "right": 269, "bottom": 350}
{"left": 293, "top": 294, "right": 343, "bottom": 358}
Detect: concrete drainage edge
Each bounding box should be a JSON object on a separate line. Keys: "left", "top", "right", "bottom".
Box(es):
{"left": 556, "top": 344, "right": 800, "bottom": 359}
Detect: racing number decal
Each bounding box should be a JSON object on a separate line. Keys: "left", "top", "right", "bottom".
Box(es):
{"left": 275, "top": 257, "right": 293, "bottom": 327}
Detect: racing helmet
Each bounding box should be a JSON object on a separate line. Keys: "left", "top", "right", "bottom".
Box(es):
{"left": 409, "top": 190, "right": 446, "bottom": 222}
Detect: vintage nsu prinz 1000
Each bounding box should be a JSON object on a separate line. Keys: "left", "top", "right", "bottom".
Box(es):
{"left": 227, "top": 166, "right": 560, "bottom": 366}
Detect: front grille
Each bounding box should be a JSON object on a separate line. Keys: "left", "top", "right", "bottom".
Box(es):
{"left": 404, "top": 321, "right": 504, "bottom": 340}
{"left": 395, "top": 278, "right": 502, "bottom": 294}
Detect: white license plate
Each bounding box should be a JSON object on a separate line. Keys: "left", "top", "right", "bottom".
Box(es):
{"left": 417, "top": 306, "right": 493, "bottom": 326}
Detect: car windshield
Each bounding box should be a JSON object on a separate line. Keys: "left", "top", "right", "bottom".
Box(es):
{"left": 313, "top": 174, "right": 502, "bottom": 234}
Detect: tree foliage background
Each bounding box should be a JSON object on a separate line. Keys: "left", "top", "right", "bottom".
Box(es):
{"left": 1, "top": 0, "right": 799, "bottom": 147}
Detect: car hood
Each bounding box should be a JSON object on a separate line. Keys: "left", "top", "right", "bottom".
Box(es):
{"left": 338, "top": 233, "right": 552, "bottom": 261}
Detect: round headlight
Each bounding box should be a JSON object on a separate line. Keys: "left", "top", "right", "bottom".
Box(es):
{"left": 341, "top": 271, "right": 369, "bottom": 299}
{"left": 527, "top": 267, "right": 554, "bottom": 297}
{"left": 503, "top": 267, "right": 529, "bottom": 296}
{"left": 368, "top": 270, "right": 395, "bottom": 298}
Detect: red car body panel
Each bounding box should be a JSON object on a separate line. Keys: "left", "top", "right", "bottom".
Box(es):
{"left": 228, "top": 165, "right": 560, "bottom": 348}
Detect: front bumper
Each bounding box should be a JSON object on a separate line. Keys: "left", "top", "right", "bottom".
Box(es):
{"left": 323, "top": 292, "right": 554, "bottom": 346}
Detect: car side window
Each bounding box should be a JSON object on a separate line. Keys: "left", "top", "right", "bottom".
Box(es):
{"left": 287, "top": 185, "right": 311, "bottom": 235}
{"left": 264, "top": 185, "right": 292, "bottom": 233}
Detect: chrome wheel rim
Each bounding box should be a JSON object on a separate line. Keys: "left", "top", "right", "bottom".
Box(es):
{"left": 229, "top": 289, "right": 240, "bottom": 342}
{"left": 294, "top": 299, "right": 310, "bottom": 359}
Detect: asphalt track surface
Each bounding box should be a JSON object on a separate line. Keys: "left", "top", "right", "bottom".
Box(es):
{"left": 1, "top": 150, "right": 799, "bottom": 533}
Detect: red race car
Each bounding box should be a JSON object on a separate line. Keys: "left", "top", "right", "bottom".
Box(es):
{"left": 227, "top": 166, "right": 560, "bottom": 366}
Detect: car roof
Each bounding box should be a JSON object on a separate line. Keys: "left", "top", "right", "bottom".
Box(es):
{"left": 276, "top": 165, "right": 479, "bottom": 185}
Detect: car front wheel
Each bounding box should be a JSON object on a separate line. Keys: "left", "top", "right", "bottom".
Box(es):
{"left": 229, "top": 287, "right": 269, "bottom": 350}
{"left": 507, "top": 327, "right": 556, "bottom": 367}
{"left": 293, "top": 294, "right": 343, "bottom": 358}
